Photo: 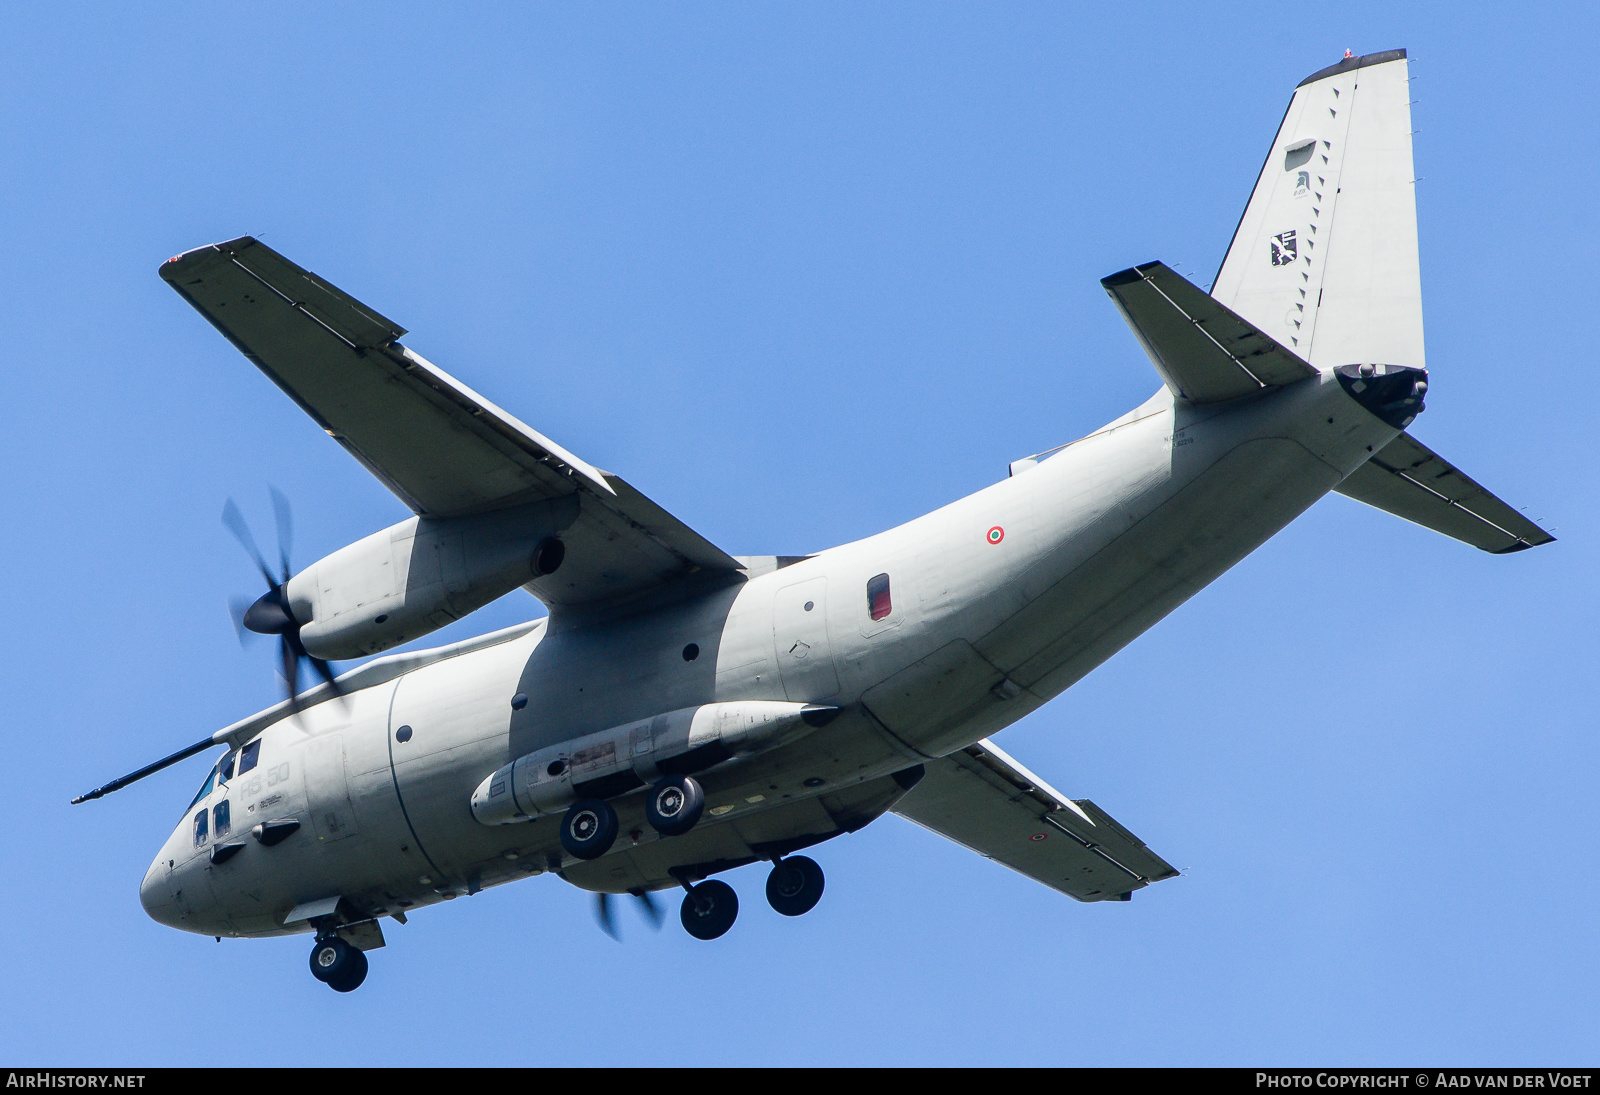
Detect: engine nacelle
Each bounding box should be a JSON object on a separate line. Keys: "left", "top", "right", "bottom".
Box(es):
{"left": 285, "top": 497, "right": 577, "bottom": 661}
{"left": 470, "top": 701, "right": 838, "bottom": 826}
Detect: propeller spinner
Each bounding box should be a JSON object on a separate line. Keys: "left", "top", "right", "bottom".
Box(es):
{"left": 223, "top": 489, "right": 343, "bottom": 712}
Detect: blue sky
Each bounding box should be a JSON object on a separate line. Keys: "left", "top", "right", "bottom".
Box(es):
{"left": 3, "top": 2, "right": 1594, "bottom": 1066}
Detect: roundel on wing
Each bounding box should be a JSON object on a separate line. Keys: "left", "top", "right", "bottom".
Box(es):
{"left": 987, "top": 526, "right": 1005, "bottom": 545}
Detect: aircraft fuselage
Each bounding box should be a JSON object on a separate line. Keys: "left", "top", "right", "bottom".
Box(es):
{"left": 141, "top": 372, "right": 1395, "bottom": 937}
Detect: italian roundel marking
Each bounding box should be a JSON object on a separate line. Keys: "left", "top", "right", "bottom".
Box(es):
{"left": 1029, "top": 832, "right": 1047, "bottom": 842}
{"left": 987, "top": 526, "right": 1005, "bottom": 545}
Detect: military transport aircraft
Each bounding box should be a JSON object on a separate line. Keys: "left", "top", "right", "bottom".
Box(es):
{"left": 77, "top": 49, "right": 1551, "bottom": 992}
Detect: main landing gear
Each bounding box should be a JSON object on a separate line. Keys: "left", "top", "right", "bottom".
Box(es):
{"left": 680, "top": 879, "right": 739, "bottom": 940}
{"left": 646, "top": 774, "right": 705, "bottom": 836}
{"left": 309, "top": 936, "right": 368, "bottom": 993}
{"left": 677, "top": 855, "right": 827, "bottom": 941}
{"left": 561, "top": 775, "right": 708, "bottom": 860}
{"left": 765, "top": 855, "right": 825, "bottom": 917}
{"left": 560, "top": 798, "right": 620, "bottom": 860}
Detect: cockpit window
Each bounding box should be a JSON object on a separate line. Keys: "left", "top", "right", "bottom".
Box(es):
{"left": 239, "top": 740, "right": 261, "bottom": 775}
{"left": 193, "top": 809, "right": 208, "bottom": 847}
{"left": 187, "top": 766, "right": 217, "bottom": 811}
{"left": 220, "top": 751, "right": 235, "bottom": 783}
{"left": 213, "top": 799, "right": 230, "bottom": 838}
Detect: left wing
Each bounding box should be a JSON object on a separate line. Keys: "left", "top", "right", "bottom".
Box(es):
{"left": 161, "top": 237, "right": 740, "bottom": 608}
{"left": 893, "top": 740, "right": 1179, "bottom": 902}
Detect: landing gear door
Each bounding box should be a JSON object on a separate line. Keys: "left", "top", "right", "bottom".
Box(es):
{"left": 300, "top": 733, "right": 362, "bottom": 843}
{"left": 772, "top": 577, "right": 840, "bottom": 701}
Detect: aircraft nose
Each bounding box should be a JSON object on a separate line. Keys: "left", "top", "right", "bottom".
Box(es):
{"left": 139, "top": 856, "right": 181, "bottom": 928}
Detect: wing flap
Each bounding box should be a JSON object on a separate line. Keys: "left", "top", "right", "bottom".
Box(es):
{"left": 893, "top": 739, "right": 1178, "bottom": 902}
{"left": 1103, "top": 261, "right": 1316, "bottom": 404}
{"left": 1335, "top": 431, "right": 1554, "bottom": 553}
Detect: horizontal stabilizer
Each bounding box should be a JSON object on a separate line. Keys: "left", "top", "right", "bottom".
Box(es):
{"left": 1335, "top": 431, "right": 1554, "bottom": 553}
{"left": 1102, "top": 262, "right": 1316, "bottom": 404}
{"left": 893, "top": 739, "right": 1178, "bottom": 902}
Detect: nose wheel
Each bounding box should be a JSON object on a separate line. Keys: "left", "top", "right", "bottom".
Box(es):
{"left": 765, "top": 855, "right": 825, "bottom": 916}
{"left": 309, "top": 936, "right": 368, "bottom": 993}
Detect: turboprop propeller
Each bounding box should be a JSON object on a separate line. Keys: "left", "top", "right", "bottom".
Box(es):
{"left": 222, "top": 489, "right": 343, "bottom": 713}
{"left": 594, "top": 890, "right": 666, "bottom": 941}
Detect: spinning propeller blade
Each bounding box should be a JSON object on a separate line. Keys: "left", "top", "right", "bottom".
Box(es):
{"left": 592, "top": 890, "right": 666, "bottom": 940}
{"left": 227, "top": 596, "right": 258, "bottom": 645}
{"left": 634, "top": 889, "right": 665, "bottom": 929}
{"left": 224, "top": 490, "right": 345, "bottom": 713}
{"left": 222, "top": 498, "right": 275, "bottom": 589}
{"left": 270, "top": 485, "right": 293, "bottom": 582}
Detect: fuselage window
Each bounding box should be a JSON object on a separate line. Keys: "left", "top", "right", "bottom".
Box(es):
{"left": 239, "top": 739, "right": 261, "bottom": 775}
{"left": 193, "top": 809, "right": 209, "bottom": 847}
{"left": 867, "top": 573, "right": 892, "bottom": 621}
{"left": 213, "top": 799, "right": 231, "bottom": 838}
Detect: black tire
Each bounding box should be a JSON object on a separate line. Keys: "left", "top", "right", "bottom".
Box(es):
{"left": 327, "top": 947, "right": 368, "bottom": 992}
{"left": 560, "top": 798, "right": 619, "bottom": 860}
{"left": 680, "top": 879, "right": 739, "bottom": 940}
{"left": 765, "top": 855, "right": 825, "bottom": 917}
{"left": 309, "top": 937, "right": 358, "bottom": 984}
{"left": 645, "top": 774, "right": 705, "bottom": 836}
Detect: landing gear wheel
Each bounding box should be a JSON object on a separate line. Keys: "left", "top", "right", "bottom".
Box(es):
{"left": 645, "top": 774, "right": 704, "bottom": 836}
{"left": 309, "top": 937, "right": 361, "bottom": 985}
{"left": 560, "top": 798, "right": 619, "bottom": 860}
{"left": 680, "top": 879, "right": 739, "bottom": 940}
{"left": 765, "top": 855, "right": 825, "bottom": 916}
{"left": 327, "top": 947, "right": 368, "bottom": 992}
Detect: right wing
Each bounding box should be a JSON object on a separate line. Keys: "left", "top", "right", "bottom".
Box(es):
{"left": 1102, "top": 261, "right": 1317, "bottom": 404}
{"left": 893, "top": 739, "right": 1178, "bottom": 902}
{"left": 1335, "top": 430, "right": 1555, "bottom": 553}
{"left": 161, "top": 237, "right": 741, "bottom": 608}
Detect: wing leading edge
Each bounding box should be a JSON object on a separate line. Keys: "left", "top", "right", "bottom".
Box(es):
{"left": 893, "top": 740, "right": 1178, "bottom": 902}
{"left": 161, "top": 237, "right": 740, "bottom": 609}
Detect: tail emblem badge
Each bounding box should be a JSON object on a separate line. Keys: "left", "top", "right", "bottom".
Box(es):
{"left": 1271, "top": 229, "right": 1298, "bottom": 266}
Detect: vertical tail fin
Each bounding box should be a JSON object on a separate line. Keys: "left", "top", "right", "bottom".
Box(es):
{"left": 1211, "top": 50, "right": 1423, "bottom": 372}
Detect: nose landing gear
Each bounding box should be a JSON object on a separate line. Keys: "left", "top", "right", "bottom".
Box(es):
{"left": 309, "top": 936, "right": 368, "bottom": 993}
{"left": 765, "top": 855, "right": 825, "bottom": 917}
